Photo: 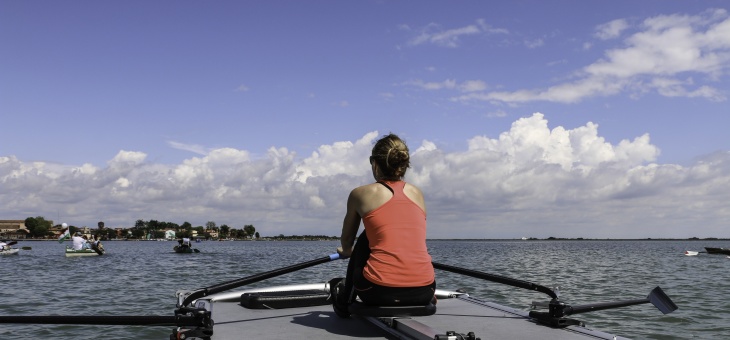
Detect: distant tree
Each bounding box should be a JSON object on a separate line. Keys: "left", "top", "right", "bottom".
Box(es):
{"left": 131, "top": 228, "right": 145, "bottom": 238}
{"left": 181, "top": 221, "right": 192, "bottom": 230}
{"left": 98, "top": 221, "right": 105, "bottom": 229}
{"left": 243, "top": 225, "right": 256, "bottom": 239}
{"left": 254, "top": 232, "right": 260, "bottom": 239}
{"left": 135, "top": 219, "right": 145, "bottom": 229}
{"left": 205, "top": 221, "right": 217, "bottom": 231}
{"left": 25, "top": 216, "right": 52, "bottom": 238}
{"left": 148, "top": 219, "right": 161, "bottom": 231}
{"left": 220, "top": 225, "right": 230, "bottom": 238}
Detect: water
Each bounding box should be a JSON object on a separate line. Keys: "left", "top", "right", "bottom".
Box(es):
{"left": 1, "top": 239, "right": 728, "bottom": 339}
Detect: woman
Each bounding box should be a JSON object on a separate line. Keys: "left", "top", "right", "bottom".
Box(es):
{"left": 332, "top": 133, "right": 435, "bottom": 317}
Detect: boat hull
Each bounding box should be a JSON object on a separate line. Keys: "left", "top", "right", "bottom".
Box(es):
{"left": 200, "top": 283, "right": 630, "bottom": 340}
{"left": 704, "top": 247, "right": 730, "bottom": 255}
{"left": 173, "top": 245, "right": 198, "bottom": 253}
{"left": 65, "top": 248, "right": 104, "bottom": 257}
{"left": 0, "top": 248, "right": 19, "bottom": 255}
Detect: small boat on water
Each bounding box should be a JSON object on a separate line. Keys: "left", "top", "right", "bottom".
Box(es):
{"left": 704, "top": 247, "right": 730, "bottom": 255}
{"left": 65, "top": 243, "right": 105, "bottom": 257}
{"left": 684, "top": 250, "right": 699, "bottom": 256}
{"left": 0, "top": 241, "right": 20, "bottom": 255}
{"left": 173, "top": 245, "right": 200, "bottom": 253}
{"left": 174, "top": 238, "right": 200, "bottom": 253}
{"left": 0, "top": 253, "right": 678, "bottom": 339}
{"left": 0, "top": 248, "right": 19, "bottom": 256}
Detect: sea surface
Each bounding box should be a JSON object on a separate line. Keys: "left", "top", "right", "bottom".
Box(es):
{"left": 1, "top": 239, "right": 728, "bottom": 339}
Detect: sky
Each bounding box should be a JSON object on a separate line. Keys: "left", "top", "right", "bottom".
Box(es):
{"left": 2, "top": 1, "right": 729, "bottom": 239}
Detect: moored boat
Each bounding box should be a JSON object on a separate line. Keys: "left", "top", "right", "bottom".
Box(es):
{"left": 704, "top": 247, "right": 730, "bottom": 255}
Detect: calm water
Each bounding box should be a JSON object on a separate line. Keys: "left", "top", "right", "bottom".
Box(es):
{"left": 1, "top": 239, "right": 728, "bottom": 339}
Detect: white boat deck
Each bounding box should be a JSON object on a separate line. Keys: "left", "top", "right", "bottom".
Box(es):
{"left": 205, "top": 284, "right": 630, "bottom": 340}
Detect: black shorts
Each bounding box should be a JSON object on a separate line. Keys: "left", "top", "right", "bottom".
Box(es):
{"left": 354, "top": 278, "right": 436, "bottom": 306}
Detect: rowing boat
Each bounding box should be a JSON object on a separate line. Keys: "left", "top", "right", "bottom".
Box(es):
{"left": 0, "top": 248, "right": 19, "bottom": 256}
{"left": 65, "top": 243, "right": 105, "bottom": 257}
{"left": 704, "top": 247, "right": 730, "bottom": 255}
{"left": 65, "top": 248, "right": 102, "bottom": 257}
{"left": 174, "top": 245, "right": 200, "bottom": 253}
{"left": 196, "top": 283, "right": 633, "bottom": 339}
{"left": 170, "top": 254, "right": 677, "bottom": 340}
{"left": 0, "top": 253, "right": 678, "bottom": 339}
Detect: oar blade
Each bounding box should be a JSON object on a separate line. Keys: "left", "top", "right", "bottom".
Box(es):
{"left": 648, "top": 286, "right": 678, "bottom": 314}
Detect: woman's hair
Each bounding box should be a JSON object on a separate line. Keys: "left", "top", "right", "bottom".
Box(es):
{"left": 371, "top": 133, "right": 410, "bottom": 179}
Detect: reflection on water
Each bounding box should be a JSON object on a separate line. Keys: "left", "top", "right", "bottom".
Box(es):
{"left": 1, "top": 239, "right": 728, "bottom": 339}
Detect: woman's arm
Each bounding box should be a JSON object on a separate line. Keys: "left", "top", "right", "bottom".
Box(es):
{"left": 338, "top": 189, "right": 362, "bottom": 257}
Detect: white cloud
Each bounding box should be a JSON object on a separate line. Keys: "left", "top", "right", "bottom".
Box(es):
{"left": 407, "top": 19, "right": 508, "bottom": 48}
{"left": 1, "top": 114, "right": 728, "bottom": 239}
{"left": 595, "top": 19, "right": 629, "bottom": 40}
{"left": 456, "top": 9, "right": 730, "bottom": 104}
{"left": 404, "top": 79, "right": 457, "bottom": 90}
{"left": 524, "top": 38, "right": 544, "bottom": 49}
{"left": 168, "top": 141, "right": 209, "bottom": 156}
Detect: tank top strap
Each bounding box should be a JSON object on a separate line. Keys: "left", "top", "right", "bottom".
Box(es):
{"left": 377, "top": 180, "right": 406, "bottom": 198}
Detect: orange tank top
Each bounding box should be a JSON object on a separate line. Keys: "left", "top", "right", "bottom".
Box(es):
{"left": 361, "top": 181, "right": 434, "bottom": 287}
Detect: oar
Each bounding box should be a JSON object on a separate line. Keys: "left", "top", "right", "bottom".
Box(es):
{"left": 0, "top": 314, "right": 202, "bottom": 326}
{"left": 432, "top": 261, "right": 558, "bottom": 299}
{"left": 558, "top": 286, "right": 678, "bottom": 316}
{"left": 178, "top": 253, "right": 342, "bottom": 307}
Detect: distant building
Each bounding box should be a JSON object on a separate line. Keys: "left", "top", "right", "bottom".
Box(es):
{"left": 0, "top": 220, "right": 30, "bottom": 239}
{"left": 205, "top": 229, "right": 219, "bottom": 239}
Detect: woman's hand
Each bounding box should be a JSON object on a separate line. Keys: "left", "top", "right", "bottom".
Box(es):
{"left": 337, "top": 246, "right": 353, "bottom": 258}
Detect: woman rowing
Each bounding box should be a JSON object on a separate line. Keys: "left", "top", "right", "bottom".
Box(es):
{"left": 332, "top": 133, "right": 435, "bottom": 317}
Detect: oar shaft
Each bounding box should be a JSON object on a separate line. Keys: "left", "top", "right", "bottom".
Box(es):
{"left": 0, "top": 315, "right": 199, "bottom": 326}
{"left": 432, "top": 262, "right": 558, "bottom": 299}
{"left": 207, "top": 254, "right": 339, "bottom": 294}
{"left": 182, "top": 253, "right": 340, "bottom": 306}
{"left": 565, "top": 299, "right": 648, "bottom": 315}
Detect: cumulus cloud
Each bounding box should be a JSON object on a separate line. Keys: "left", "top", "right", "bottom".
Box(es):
{"left": 2, "top": 114, "right": 729, "bottom": 239}
{"left": 455, "top": 9, "right": 730, "bottom": 104}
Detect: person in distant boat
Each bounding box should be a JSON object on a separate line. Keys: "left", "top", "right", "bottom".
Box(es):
{"left": 178, "top": 237, "right": 192, "bottom": 251}
{"left": 332, "top": 133, "right": 435, "bottom": 318}
{"left": 81, "top": 236, "right": 92, "bottom": 249}
{"left": 89, "top": 235, "right": 100, "bottom": 249}
{"left": 71, "top": 232, "right": 85, "bottom": 250}
{"left": 0, "top": 241, "right": 7, "bottom": 251}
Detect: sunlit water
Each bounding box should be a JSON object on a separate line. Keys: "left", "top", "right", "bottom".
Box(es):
{"left": 1, "top": 240, "right": 728, "bottom": 339}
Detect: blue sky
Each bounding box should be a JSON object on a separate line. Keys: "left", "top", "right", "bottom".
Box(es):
{"left": 2, "top": 1, "right": 729, "bottom": 238}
